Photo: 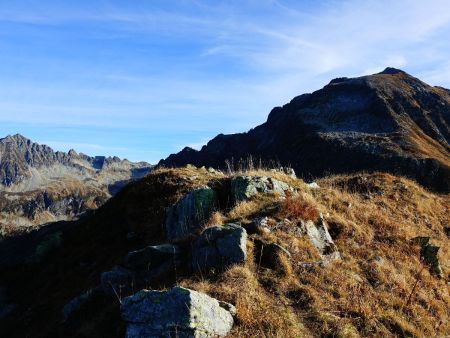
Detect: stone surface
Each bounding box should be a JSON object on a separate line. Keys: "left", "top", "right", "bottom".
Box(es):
{"left": 306, "top": 182, "right": 320, "bottom": 189}
{"left": 245, "top": 217, "right": 271, "bottom": 235}
{"left": 231, "top": 176, "right": 292, "bottom": 202}
{"left": 302, "top": 215, "right": 340, "bottom": 262}
{"left": 165, "top": 187, "right": 217, "bottom": 243}
{"left": 121, "top": 287, "right": 234, "bottom": 338}
{"left": 192, "top": 224, "right": 247, "bottom": 271}
{"left": 411, "top": 237, "right": 443, "bottom": 278}
{"left": 100, "top": 266, "right": 134, "bottom": 295}
{"left": 125, "top": 244, "right": 182, "bottom": 270}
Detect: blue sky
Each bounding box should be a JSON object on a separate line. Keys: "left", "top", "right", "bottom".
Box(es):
{"left": 1, "top": 0, "right": 450, "bottom": 163}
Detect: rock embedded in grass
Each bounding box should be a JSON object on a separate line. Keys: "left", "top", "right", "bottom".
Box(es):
{"left": 231, "top": 175, "right": 292, "bottom": 202}
{"left": 121, "top": 287, "right": 235, "bottom": 338}
{"left": 192, "top": 224, "right": 247, "bottom": 272}
{"left": 165, "top": 186, "right": 218, "bottom": 243}
{"left": 411, "top": 236, "right": 443, "bottom": 278}
{"left": 302, "top": 215, "right": 340, "bottom": 262}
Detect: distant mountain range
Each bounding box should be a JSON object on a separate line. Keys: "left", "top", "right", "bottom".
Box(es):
{"left": 160, "top": 68, "right": 450, "bottom": 192}
{"left": 0, "top": 134, "right": 153, "bottom": 235}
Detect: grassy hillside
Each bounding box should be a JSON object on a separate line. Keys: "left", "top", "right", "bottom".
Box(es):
{"left": 1, "top": 166, "right": 449, "bottom": 337}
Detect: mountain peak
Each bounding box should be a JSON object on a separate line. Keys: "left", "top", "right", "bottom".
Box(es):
{"left": 160, "top": 68, "right": 450, "bottom": 192}
{"left": 378, "top": 67, "right": 406, "bottom": 75}
{"left": 1, "top": 133, "right": 29, "bottom": 143}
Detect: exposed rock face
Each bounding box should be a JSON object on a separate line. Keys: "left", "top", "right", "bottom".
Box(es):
{"left": 165, "top": 187, "right": 217, "bottom": 243}
{"left": 192, "top": 224, "right": 247, "bottom": 272}
{"left": 124, "top": 244, "right": 181, "bottom": 270}
{"left": 302, "top": 216, "right": 341, "bottom": 262}
{"left": 0, "top": 134, "right": 153, "bottom": 235}
{"left": 121, "top": 287, "right": 235, "bottom": 338}
{"left": 101, "top": 266, "right": 134, "bottom": 296}
{"left": 231, "top": 176, "right": 292, "bottom": 202}
{"left": 101, "top": 244, "right": 185, "bottom": 296}
{"left": 160, "top": 68, "right": 450, "bottom": 192}
{"left": 411, "top": 237, "right": 443, "bottom": 278}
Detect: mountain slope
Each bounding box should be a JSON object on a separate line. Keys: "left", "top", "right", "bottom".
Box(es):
{"left": 0, "top": 134, "right": 153, "bottom": 235}
{"left": 0, "top": 167, "right": 448, "bottom": 337}
{"left": 160, "top": 68, "right": 450, "bottom": 191}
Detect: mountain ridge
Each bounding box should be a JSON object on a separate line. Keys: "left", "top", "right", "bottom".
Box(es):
{"left": 0, "top": 134, "right": 153, "bottom": 235}
{"left": 159, "top": 68, "right": 450, "bottom": 192}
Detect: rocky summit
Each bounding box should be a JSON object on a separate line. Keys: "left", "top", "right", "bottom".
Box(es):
{"left": 160, "top": 68, "right": 450, "bottom": 192}
{"left": 0, "top": 134, "right": 153, "bottom": 236}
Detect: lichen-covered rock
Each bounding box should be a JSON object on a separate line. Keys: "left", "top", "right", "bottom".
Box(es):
{"left": 165, "top": 187, "right": 217, "bottom": 243}
{"left": 121, "top": 287, "right": 235, "bottom": 338}
{"left": 302, "top": 215, "right": 340, "bottom": 262}
{"left": 411, "top": 237, "right": 443, "bottom": 278}
{"left": 421, "top": 245, "right": 443, "bottom": 278}
{"left": 125, "top": 244, "right": 182, "bottom": 270}
{"left": 192, "top": 224, "right": 247, "bottom": 272}
{"left": 231, "top": 176, "right": 292, "bottom": 202}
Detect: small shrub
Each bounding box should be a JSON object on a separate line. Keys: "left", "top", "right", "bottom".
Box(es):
{"left": 281, "top": 195, "right": 319, "bottom": 222}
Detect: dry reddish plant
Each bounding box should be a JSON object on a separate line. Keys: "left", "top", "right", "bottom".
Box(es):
{"left": 281, "top": 194, "right": 319, "bottom": 222}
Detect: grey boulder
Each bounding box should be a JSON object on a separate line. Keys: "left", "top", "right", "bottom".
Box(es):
{"left": 121, "top": 287, "right": 235, "bottom": 338}
{"left": 165, "top": 187, "right": 217, "bottom": 243}
{"left": 302, "top": 215, "right": 340, "bottom": 263}
{"left": 231, "top": 176, "right": 292, "bottom": 202}
{"left": 192, "top": 224, "right": 247, "bottom": 272}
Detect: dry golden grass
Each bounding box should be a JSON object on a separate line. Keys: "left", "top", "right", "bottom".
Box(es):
{"left": 175, "top": 167, "right": 450, "bottom": 337}
{"left": 203, "top": 211, "right": 226, "bottom": 229}
{"left": 226, "top": 194, "right": 276, "bottom": 222}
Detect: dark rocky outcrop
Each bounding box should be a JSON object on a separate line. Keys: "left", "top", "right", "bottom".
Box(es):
{"left": 165, "top": 186, "right": 218, "bottom": 243}
{"left": 411, "top": 236, "right": 443, "bottom": 278}
{"left": 160, "top": 68, "right": 450, "bottom": 192}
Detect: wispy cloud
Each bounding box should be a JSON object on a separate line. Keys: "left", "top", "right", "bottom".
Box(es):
{"left": 0, "top": 0, "right": 449, "bottom": 162}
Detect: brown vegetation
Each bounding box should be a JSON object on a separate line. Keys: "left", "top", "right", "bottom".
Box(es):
{"left": 1, "top": 167, "right": 449, "bottom": 337}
